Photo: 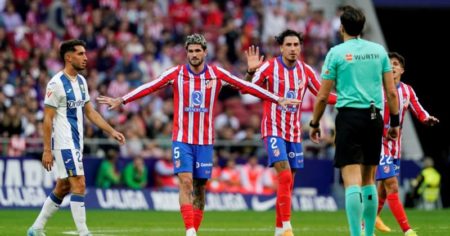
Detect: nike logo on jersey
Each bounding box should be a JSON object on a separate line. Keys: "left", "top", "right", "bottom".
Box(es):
{"left": 251, "top": 196, "right": 277, "bottom": 211}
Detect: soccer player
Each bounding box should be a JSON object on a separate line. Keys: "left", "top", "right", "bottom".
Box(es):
{"left": 309, "top": 6, "right": 400, "bottom": 236}
{"left": 97, "top": 34, "right": 300, "bottom": 236}
{"left": 27, "top": 39, "right": 126, "bottom": 236}
{"left": 245, "top": 29, "right": 336, "bottom": 236}
{"left": 374, "top": 52, "right": 439, "bottom": 236}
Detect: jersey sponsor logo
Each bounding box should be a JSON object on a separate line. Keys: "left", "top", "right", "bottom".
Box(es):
{"left": 67, "top": 100, "right": 86, "bottom": 109}
{"left": 353, "top": 53, "right": 380, "bottom": 60}
{"left": 251, "top": 195, "right": 276, "bottom": 211}
{"left": 191, "top": 91, "right": 203, "bottom": 106}
{"left": 345, "top": 53, "right": 353, "bottom": 61}
{"left": 196, "top": 162, "right": 213, "bottom": 168}
{"left": 286, "top": 90, "right": 296, "bottom": 99}
{"left": 184, "top": 107, "right": 209, "bottom": 112}
{"left": 277, "top": 106, "right": 298, "bottom": 113}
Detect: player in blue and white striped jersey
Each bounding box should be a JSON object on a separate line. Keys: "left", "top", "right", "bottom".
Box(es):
{"left": 28, "top": 39, "right": 125, "bottom": 236}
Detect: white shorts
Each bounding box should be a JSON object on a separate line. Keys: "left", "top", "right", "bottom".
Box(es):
{"left": 52, "top": 149, "right": 85, "bottom": 178}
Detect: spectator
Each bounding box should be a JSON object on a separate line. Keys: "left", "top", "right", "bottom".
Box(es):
{"left": 122, "top": 155, "right": 148, "bottom": 190}
{"left": 96, "top": 149, "right": 121, "bottom": 189}
{"left": 220, "top": 159, "right": 242, "bottom": 193}
{"left": 154, "top": 150, "right": 178, "bottom": 190}
{"left": 240, "top": 156, "right": 265, "bottom": 194}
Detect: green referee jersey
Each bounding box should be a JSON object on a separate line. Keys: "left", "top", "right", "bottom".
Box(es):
{"left": 321, "top": 38, "right": 391, "bottom": 109}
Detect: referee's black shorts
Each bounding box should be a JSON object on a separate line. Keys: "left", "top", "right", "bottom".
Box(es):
{"left": 334, "top": 107, "right": 383, "bottom": 168}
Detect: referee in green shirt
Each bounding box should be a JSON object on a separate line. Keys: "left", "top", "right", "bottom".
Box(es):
{"left": 309, "top": 5, "right": 400, "bottom": 236}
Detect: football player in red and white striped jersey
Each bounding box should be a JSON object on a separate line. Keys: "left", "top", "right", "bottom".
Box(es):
{"left": 374, "top": 52, "right": 439, "bottom": 235}
{"left": 245, "top": 29, "right": 336, "bottom": 236}
{"left": 98, "top": 34, "right": 300, "bottom": 236}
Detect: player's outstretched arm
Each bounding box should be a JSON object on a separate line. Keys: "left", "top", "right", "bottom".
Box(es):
{"left": 97, "top": 95, "right": 124, "bottom": 110}
{"left": 85, "top": 102, "right": 126, "bottom": 145}
{"left": 277, "top": 98, "right": 301, "bottom": 109}
{"left": 424, "top": 116, "right": 439, "bottom": 126}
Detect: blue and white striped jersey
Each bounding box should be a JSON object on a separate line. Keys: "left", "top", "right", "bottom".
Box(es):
{"left": 44, "top": 71, "right": 90, "bottom": 150}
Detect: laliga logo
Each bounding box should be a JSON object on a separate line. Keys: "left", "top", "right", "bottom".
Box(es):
{"left": 196, "top": 162, "right": 200, "bottom": 168}
{"left": 192, "top": 91, "right": 203, "bottom": 106}
{"left": 288, "top": 152, "right": 295, "bottom": 158}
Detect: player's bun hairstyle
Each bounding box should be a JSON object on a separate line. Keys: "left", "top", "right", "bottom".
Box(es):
{"left": 185, "top": 34, "right": 207, "bottom": 50}
{"left": 340, "top": 5, "right": 365, "bottom": 37}
{"left": 59, "top": 39, "right": 87, "bottom": 61}
{"left": 275, "top": 29, "right": 304, "bottom": 46}
{"left": 388, "top": 52, "right": 406, "bottom": 68}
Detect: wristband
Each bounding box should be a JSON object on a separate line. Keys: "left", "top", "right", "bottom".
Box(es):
{"left": 309, "top": 120, "right": 320, "bottom": 128}
{"left": 390, "top": 113, "right": 400, "bottom": 127}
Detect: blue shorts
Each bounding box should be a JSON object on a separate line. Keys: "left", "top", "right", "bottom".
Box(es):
{"left": 172, "top": 142, "right": 214, "bottom": 179}
{"left": 376, "top": 155, "right": 400, "bottom": 180}
{"left": 263, "top": 136, "right": 304, "bottom": 169}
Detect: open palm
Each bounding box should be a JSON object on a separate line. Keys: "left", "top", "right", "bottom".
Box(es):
{"left": 245, "top": 45, "right": 264, "bottom": 72}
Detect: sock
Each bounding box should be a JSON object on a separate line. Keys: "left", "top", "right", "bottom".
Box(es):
{"left": 345, "top": 185, "right": 362, "bottom": 236}
{"left": 277, "top": 170, "right": 293, "bottom": 223}
{"left": 193, "top": 208, "right": 203, "bottom": 232}
{"left": 282, "top": 221, "right": 292, "bottom": 230}
{"left": 387, "top": 193, "right": 410, "bottom": 232}
{"left": 32, "top": 192, "right": 63, "bottom": 229}
{"left": 180, "top": 204, "right": 194, "bottom": 230}
{"left": 362, "top": 185, "right": 378, "bottom": 236}
{"left": 186, "top": 228, "right": 196, "bottom": 236}
{"left": 275, "top": 198, "right": 282, "bottom": 228}
{"left": 70, "top": 194, "right": 89, "bottom": 235}
{"left": 275, "top": 227, "right": 283, "bottom": 236}
{"left": 377, "top": 195, "right": 386, "bottom": 215}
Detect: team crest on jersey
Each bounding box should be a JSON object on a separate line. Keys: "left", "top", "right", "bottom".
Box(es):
{"left": 205, "top": 78, "right": 216, "bottom": 89}
{"left": 383, "top": 165, "right": 390, "bottom": 173}
{"left": 273, "top": 148, "right": 280, "bottom": 157}
{"left": 175, "top": 160, "right": 181, "bottom": 168}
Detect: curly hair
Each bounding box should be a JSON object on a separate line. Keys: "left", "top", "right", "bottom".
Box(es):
{"left": 185, "top": 34, "right": 207, "bottom": 50}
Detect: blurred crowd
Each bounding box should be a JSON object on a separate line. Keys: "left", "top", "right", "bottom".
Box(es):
{"left": 0, "top": 0, "right": 340, "bottom": 173}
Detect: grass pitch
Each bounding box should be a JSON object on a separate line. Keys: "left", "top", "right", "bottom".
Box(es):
{"left": 1, "top": 209, "right": 448, "bottom": 236}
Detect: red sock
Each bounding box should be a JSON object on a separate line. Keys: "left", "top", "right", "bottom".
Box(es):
{"left": 275, "top": 198, "right": 282, "bottom": 227}
{"left": 378, "top": 196, "right": 386, "bottom": 215}
{"left": 180, "top": 204, "right": 194, "bottom": 230}
{"left": 387, "top": 193, "right": 410, "bottom": 232}
{"left": 193, "top": 208, "right": 203, "bottom": 231}
{"left": 277, "top": 170, "right": 293, "bottom": 222}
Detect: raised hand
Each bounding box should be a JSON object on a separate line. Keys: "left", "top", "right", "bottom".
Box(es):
{"left": 424, "top": 116, "right": 439, "bottom": 126}
{"left": 97, "top": 96, "right": 123, "bottom": 110}
{"left": 245, "top": 45, "right": 264, "bottom": 73}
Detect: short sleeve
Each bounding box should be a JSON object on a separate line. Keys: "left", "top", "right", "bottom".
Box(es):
{"left": 381, "top": 50, "right": 392, "bottom": 73}
{"left": 321, "top": 49, "right": 337, "bottom": 80}
{"left": 44, "top": 81, "right": 60, "bottom": 108}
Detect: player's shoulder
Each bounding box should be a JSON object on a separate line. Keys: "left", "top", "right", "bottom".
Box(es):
{"left": 47, "top": 71, "right": 64, "bottom": 89}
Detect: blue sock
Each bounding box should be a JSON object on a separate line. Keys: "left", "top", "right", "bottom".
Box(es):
{"left": 362, "top": 185, "right": 378, "bottom": 236}
{"left": 345, "top": 185, "right": 362, "bottom": 236}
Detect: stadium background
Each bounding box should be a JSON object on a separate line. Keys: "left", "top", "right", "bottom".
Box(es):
{"left": 0, "top": 0, "right": 449, "bottom": 212}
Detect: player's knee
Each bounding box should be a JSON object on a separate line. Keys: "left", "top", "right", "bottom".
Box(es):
{"left": 70, "top": 179, "right": 86, "bottom": 194}
{"left": 179, "top": 176, "right": 194, "bottom": 190}
{"left": 385, "top": 178, "right": 399, "bottom": 194}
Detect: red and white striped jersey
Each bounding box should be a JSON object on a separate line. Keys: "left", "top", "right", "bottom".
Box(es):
{"left": 122, "top": 64, "right": 280, "bottom": 145}
{"left": 252, "top": 57, "right": 335, "bottom": 142}
{"left": 381, "top": 82, "right": 430, "bottom": 159}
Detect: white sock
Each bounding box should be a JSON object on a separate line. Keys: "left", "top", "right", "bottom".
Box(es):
{"left": 32, "top": 193, "right": 63, "bottom": 229}
{"left": 282, "top": 221, "right": 292, "bottom": 230}
{"left": 186, "top": 227, "right": 196, "bottom": 236}
{"left": 275, "top": 227, "right": 284, "bottom": 236}
{"left": 70, "top": 194, "right": 89, "bottom": 235}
